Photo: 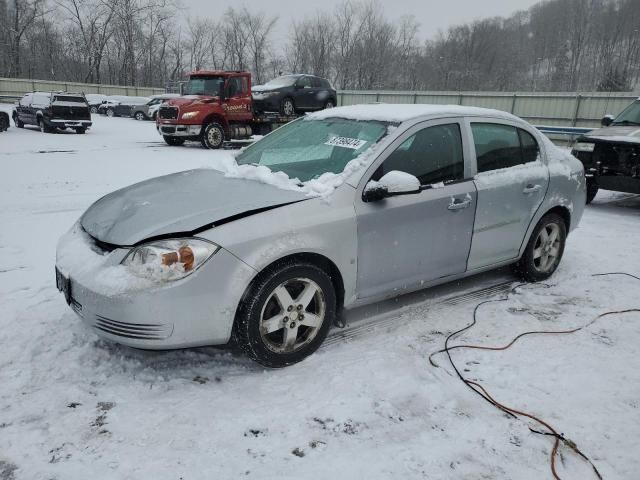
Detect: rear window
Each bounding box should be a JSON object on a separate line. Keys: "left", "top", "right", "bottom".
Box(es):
{"left": 53, "top": 96, "right": 86, "bottom": 104}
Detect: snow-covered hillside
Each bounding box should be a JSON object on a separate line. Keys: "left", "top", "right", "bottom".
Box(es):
{"left": 0, "top": 105, "right": 639, "bottom": 480}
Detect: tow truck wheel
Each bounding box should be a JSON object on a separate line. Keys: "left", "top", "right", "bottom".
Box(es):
{"left": 586, "top": 178, "right": 599, "bottom": 204}
{"left": 280, "top": 97, "right": 295, "bottom": 116}
{"left": 163, "top": 136, "right": 185, "bottom": 146}
{"left": 201, "top": 122, "right": 225, "bottom": 149}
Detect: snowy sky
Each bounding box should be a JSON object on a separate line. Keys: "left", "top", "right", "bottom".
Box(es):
{"left": 183, "top": 0, "right": 543, "bottom": 51}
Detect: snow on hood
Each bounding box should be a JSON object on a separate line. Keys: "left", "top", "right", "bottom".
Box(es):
{"left": 80, "top": 168, "right": 307, "bottom": 246}
{"left": 308, "top": 104, "right": 520, "bottom": 124}
{"left": 582, "top": 126, "right": 640, "bottom": 144}
{"left": 251, "top": 85, "right": 272, "bottom": 93}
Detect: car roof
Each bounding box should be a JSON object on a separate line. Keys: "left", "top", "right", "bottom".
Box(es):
{"left": 308, "top": 103, "right": 522, "bottom": 124}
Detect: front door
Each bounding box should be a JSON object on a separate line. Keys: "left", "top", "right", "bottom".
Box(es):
{"left": 293, "top": 76, "right": 313, "bottom": 110}
{"left": 223, "top": 76, "right": 252, "bottom": 122}
{"left": 466, "top": 120, "right": 549, "bottom": 270}
{"left": 355, "top": 120, "right": 477, "bottom": 299}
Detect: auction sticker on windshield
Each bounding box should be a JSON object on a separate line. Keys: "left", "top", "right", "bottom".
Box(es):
{"left": 325, "top": 136, "right": 367, "bottom": 150}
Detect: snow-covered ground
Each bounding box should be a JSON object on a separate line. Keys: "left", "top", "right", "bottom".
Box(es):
{"left": 1, "top": 104, "right": 639, "bottom": 480}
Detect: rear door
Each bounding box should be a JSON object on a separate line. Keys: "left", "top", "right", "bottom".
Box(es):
{"left": 466, "top": 119, "right": 548, "bottom": 270}
{"left": 355, "top": 118, "right": 477, "bottom": 299}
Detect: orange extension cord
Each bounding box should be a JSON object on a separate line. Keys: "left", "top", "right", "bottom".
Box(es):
{"left": 429, "top": 272, "right": 640, "bottom": 480}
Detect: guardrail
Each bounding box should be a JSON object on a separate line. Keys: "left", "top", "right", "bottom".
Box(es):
{"left": 0, "top": 77, "right": 164, "bottom": 100}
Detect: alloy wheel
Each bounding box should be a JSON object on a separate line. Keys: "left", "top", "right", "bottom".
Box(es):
{"left": 283, "top": 99, "right": 295, "bottom": 116}
{"left": 532, "top": 223, "right": 561, "bottom": 273}
{"left": 259, "top": 278, "right": 326, "bottom": 354}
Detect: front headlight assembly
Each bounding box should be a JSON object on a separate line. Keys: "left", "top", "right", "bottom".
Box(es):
{"left": 122, "top": 238, "right": 219, "bottom": 282}
{"left": 181, "top": 111, "right": 199, "bottom": 120}
{"left": 572, "top": 142, "right": 595, "bottom": 152}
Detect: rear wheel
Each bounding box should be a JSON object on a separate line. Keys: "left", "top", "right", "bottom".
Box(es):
{"left": 75, "top": 127, "right": 86, "bottom": 134}
{"left": 106, "top": 108, "right": 115, "bottom": 117}
{"left": 324, "top": 99, "right": 335, "bottom": 109}
{"left": 234, "top": 261, "right": 336, "bottom": 368}
{"left": 586, "top": 178, "right": 599, "bottom": 204}
{"left": 515, "top": 213, "right": 567, "bottom": 282}
{"left": 201, "top": 122, "right": 225, "bottom": 149}
{"left": 163, "top": 135, "right": 185, "bottom": 146}
{"left": 14, "top": 115, "right": 24, "bottom": 128}
{"left": 280, "top": 97, "right": 295, "bottom": 116}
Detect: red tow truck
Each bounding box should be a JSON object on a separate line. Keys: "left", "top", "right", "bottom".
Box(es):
{"left": 156, "top": 70, "right": 300, "bottom": 149}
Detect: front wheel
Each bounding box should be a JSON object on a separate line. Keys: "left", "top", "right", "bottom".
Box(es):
{"left": 163, "top": 135, "right": 185, "bottom": 146}
{"left": 75, "top": 127, "right": 86, "bottom": 134}
{"left": 586, "top": 178, "right": 599, "bottom": 204}
{"left": 90, "top": 106, "right": 98, "bottom": 114}
{"left": 39, "top": 118, "right": 53, "bottom": 133}
{"left": 106, "top": 108, "right": 115, "bottom": 117}
{"left": 134, "top": 111, "right": 146, "bottom": 121}
{"left": 324, "top": 100, "right": 335, "bottom": 109}
{"left": 515, "top": 213, "right": 567, "bottom": 282}
{"left": 201, "top": 122, "right": 225, "bottom": 149}
{"left": 234, "top": 261, "right": 336, "bottom": 368}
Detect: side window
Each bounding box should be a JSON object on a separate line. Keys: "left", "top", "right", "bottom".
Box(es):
{"left": 241, "top": 77, "right": 249, "bottom": 94}
{"left": 32, "top": 93, "right": 50, "bottom": 107}
{"left": 471, "top": 123, "right": 522, "bottom": 173}
{"left": 519, "top": 129, "right": 540, "bottom": 163}
{"left": 20, "top": 94, "right": 32, "bottom": 106}
{"left": 375, "top": 123, "right": 465, "bottom": 186}
{"left": 297, "top": 76, "right": 312, "bottom": 88}
{"left": 311, "top": 77, "right": 321, "bottom": 88}
{"left": 226, "top": 77, "right": 242, "bottom": 97}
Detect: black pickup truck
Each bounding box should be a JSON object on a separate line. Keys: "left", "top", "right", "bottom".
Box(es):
{"left": 572, "top": 98, "right": 640, "bottom": 203}
{"left": 0, "top": 111, "right": 8, "bottom": 132}
{"left": 13, "top": 92, "right": 92, "bottom": 134}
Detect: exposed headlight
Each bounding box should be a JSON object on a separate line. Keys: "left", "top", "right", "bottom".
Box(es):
{"left": 122, "top": 238, "right": 219, "bottom": 282}
{"left": 572, "top": 142, "right": 595, "bottom": 152}
{"left": 181, "top": 111, "right": 199, "bottom": 120}
{"left": 254, "top": 91, "right": 279, "bottom": 97}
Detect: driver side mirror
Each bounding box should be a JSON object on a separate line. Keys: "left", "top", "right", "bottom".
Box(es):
{"left": 601, "top": 114, "right": 614, "bottom": 127}
{"left": 363, "top": 171, "right": 421, "bottom": 202}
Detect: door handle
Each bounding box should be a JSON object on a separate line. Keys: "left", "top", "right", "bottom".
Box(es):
{"left": 448, "top": 199, "right": 471, "bottom": 211}
{"left": 523, "top": 184, "right": 542, "bottom": 194}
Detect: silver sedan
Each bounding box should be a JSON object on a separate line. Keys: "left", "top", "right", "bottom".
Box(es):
{"left": 55, "top": 104, "right": 586, "bottom": 367}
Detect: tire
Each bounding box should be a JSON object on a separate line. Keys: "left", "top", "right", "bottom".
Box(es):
{"left": 515, "top": 213, "right": 567, "bottom": 282}
{"left": 280, "top": 97, "right": 295, "bottom": 116}
{"left": 324, "top": 99, "right": 335, "bottom": 109}
{"left": 0, "top": 114, "right": 8, "bottom": 132}
{"left": 90, "top": 106, "right": 98, "bottom": 114}
{"left": 39, "top": 118, "right": 53, "bottom": 133}
{"left": 14, "top": 115, "right": 24, "bottom": 128}
{"left": 106, "top": 108, "right": 115, "bottom": 117}
{"left": 201, "top": 122, "right": 225, "bottom": 149}
{"left": 134, "top": 111, "right": 146, "bottom": 121}
{"left": 163, "top": 135, "right": 185, "bottom": 146}
{"left": 75, "top": 127, "right": 86, "bottom": 134}
{"left": 152, "top": 111, "right": 157, "bottom": 121}
{"left": 586, "top": 178, "right": 599, "bottom": 204}
{"left": 234, "top": 261, "right": 337, "bottom": 368}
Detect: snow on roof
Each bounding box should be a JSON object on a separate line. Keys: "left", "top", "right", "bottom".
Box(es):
{"left": 308, "top": 103, "right": 520, "bottom": 123}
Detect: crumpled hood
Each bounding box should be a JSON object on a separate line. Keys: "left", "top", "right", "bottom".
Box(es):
{"left": 583, "top": 125, "right": 640, "bottom": 143}
{"left": 80, "top": 169, "right": 307, "bottom": 246}
{"left": 165, "top": 96, "right": 220, "bottom": 109}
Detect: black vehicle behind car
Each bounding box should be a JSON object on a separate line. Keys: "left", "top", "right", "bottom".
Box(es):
{"left": 0, "top": 111, "right": 9, "bottom": 132}
{"left": 13, "top": 92, "right": 92, "bottom": 134}
{"left": 251, "top": 74, "right": 336, "bottom": 116}
{"left": 571, "top": 99, "right": 640, "bottom": 203}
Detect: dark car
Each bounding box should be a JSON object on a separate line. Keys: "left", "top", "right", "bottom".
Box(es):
{"left": 251, "top": 74, "right": 337, "bottom": 115}
{"left": 571, "top": 98, "right": 640, "bottom": 203}
{"left": 0, "top": 111, "right": 9, "bottom": 132}
{"left": 98, "top": 96, "right": 150, "bottom": 117}
{"left": 12, "top": 92, "right": 92, "bottom": 134}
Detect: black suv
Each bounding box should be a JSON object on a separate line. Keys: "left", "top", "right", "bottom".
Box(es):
{"left": 13, "top": 92, "right": 92, "bottom": 134}
{"left": 571, "top": 99, "right": 640, "bottom": 203}
{"left": 251, "top": 74, "right": 337, "bottom": 115}
{"left": 0, "top": 111, "right": 9, "bottom": 132}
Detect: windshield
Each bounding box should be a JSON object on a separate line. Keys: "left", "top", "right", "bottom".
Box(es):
{"left": 183, "top": 76, "right": 224, "bottom": 96}
{"left": 613, "top": 101, "right": 640, "bottom": 125}
{"left": 261, "top": 76, "right": 299, "bottom": 88}
{"left": 236, "top": 118, "right": 389, "bottom": 182}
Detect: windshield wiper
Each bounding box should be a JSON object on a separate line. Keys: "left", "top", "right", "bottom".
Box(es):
{"left": 612, "top": 120, "right": 640, "bottom": 126}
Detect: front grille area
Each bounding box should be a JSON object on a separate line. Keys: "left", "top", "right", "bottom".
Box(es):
{"left": 161, "top": 126, "right": 176, "bottom": 134}
{"left": 159, "top": 106, "right": 178, "bottom": 120}
{"left": 593, "top": 143, "right": 640, "bottom": 176}
{"left": 94, "top": 315, "right": 172, "bottom": 340}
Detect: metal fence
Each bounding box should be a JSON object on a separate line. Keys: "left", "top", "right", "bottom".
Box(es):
{"left": 0, "top": 77, "right": 164, "bottom": 101}
{"left": 338, "top": 90, "right": 638, "bottom": 129}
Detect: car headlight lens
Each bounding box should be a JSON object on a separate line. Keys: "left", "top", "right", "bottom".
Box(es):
{"left": 181, "top": 111, "right": 199, "bottom": 120}
{"left": 572, "top": 142, "right": 595, "bottom": 152}
{"left": 122, "top": 238, "right": 219, "bottom": 281}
